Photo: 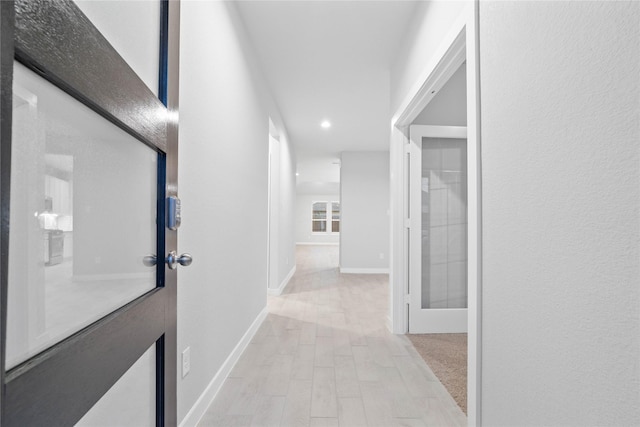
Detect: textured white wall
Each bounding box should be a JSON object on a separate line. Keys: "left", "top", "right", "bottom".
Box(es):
{"left": 178, "top": 2, "right": 294, "bottom": 422}
{"left": 295, "top": 194, "right": 340, "bottom": 245}
{"left": 480, "top": 2, "right": 640, "bottom": 425}
{"left": 390, "top": 0, "right": 467, "bottom": 115}
{"left": 340, "top": 152, "right": 390, "bottom": 270}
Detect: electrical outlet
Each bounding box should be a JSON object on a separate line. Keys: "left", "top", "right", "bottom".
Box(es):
{"left": 182, "top": 346, "right": 191, "bottom": 378}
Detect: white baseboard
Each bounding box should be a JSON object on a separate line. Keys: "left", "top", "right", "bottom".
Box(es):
{"left": 267, "top": 265, "right": 296, "bottom": 296}
{"left": 385, "top": 315, "right": 393, "bottom": 333}
{"left": 180, "top": 307, "right": 268, "bottom": 427}
{"left": 296, "top": 242, "right": 339, "bottom": 246}
{"left": 339, "top": 267, "right": 390, "bottom": 274}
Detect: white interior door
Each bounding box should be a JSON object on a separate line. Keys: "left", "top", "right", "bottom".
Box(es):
{"left": 408, "top": 125, "right": 468, "bottom": 333}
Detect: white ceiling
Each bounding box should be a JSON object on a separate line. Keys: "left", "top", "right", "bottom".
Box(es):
{"left": 235, "top": 1, "right": 419, "bottom": 192}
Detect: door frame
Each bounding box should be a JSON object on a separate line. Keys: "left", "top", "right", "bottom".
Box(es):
{"left": 164, "top": 1, "right": 181, "bottom": 425}
{"left": 0, "top": 0, "right": 181, "bottom": 424}
{"left": 267, "top": 133, "right": 280, "bottom": 294}
{"left": 389, "top": 3, "right": 482, "bottom": 425}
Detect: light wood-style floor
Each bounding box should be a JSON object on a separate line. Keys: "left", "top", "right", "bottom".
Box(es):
{"left": 199, "top": 245, "right": 466, "bottom": 427}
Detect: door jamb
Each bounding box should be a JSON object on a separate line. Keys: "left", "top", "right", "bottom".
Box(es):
{"left": 389, "top": 4, "right": 481, "bottom": 425}
{"left": 165, "top": 0, "right": 181, "bottom": 424}
{"left": 267, "top": 122, "right": 280, "bottom": 294}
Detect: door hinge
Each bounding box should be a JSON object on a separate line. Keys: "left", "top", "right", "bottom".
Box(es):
{"left": 404, "top": 219, "right": 411, "bottom": 229}
{"left": 404, "top": 294, "right": 411, "bottom": 304}
{"left": 404, "top": 145, "right": 411, "bottom": 154}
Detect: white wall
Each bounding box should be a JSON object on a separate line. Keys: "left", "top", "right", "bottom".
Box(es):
{"left": 413, "top": 62, "right": 466, "bottom": 126}
{"left": 340, "top": 152, "right": 390, "bottom": 272}
{"left": 295, "top": 194, "right": 340, "bottom": 245}
{"left": 479, "top": 2, "right": 639, "bottom": 425}
{"left": 74, "top": 0, "right": 160, "bottom": 96}
{"left": 178, "top": 2, "right": 295, "bottom": 423}
{"left": 390, "top": 1, "right": 468, "bottom": 115}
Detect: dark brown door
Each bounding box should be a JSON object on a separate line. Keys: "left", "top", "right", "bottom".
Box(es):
{"left": 0, "top": 1, "right": 180, "bottom": 425}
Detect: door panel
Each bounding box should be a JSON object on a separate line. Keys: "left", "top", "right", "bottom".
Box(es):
{"left": 420, "top": 137, "right": 468, "bottom": 310}
{"left": 77, "top": 344, "right": 156, "bottom": 427}
{"left": 4, "top": 289, "right": 166, "bottom": 426}
{"left": 13, "top": 0, "right": 167, "bottom": 152}
{"left": 0, "top": 0, "right": 180, "bottom": 425}
{"left": 408, "top": 125, "right": 468, "bottom": 333}
{"left": 7, "top": 62, "right": 158, "bottom": 369}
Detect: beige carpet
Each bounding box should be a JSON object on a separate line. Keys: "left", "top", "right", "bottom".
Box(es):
{"left": 407, "top": 333, "right": 467, "bottom": 414}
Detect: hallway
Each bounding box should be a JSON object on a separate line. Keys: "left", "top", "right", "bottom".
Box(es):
{"left": 198, "top": 246, "right": 466, "bottom": 427}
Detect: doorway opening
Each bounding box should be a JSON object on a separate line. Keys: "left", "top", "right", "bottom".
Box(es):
{"left": 293, "top": 155, "right": 341, "bottom": 270}
{"left": 408, "top": 64, "right": 468, "bottom": 334}
{"left": 407, "top": 122, "right": 468, "bottom": 413}
{"left": 267, "top": 118, "right": 280, "bottom": 293}
{"left": 390, "top": 5, "right": 481, "bottom": 424}
{"left": 266, "top": 117, "right": 298, "bottom": 297}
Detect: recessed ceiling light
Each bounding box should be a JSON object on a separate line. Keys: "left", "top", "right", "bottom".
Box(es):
{"left": 321, "top": 120, "right": 331, "bottom": 129}
{"left": 295, "top": 172, "right": 300, "bottom": 176}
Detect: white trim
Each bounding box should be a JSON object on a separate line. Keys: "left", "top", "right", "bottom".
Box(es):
{"left": 267, "top": 265, "right": 296, "bottom": 296}
{"left": 267, "top": 135, "right": 280, "bottom": 291}
{"left": 268, "top": 117, "right": 280, "bottom": 141}
{"left": 339, "top": 267, "right": 389, "bottom": 274}
{"left": 181, "top": 307, "right": 268, "bottom": 427}
{"left": 411, "top": 125, "right": 467, "bottom": 139}
{"left": 389, "top": 4, "right": 481, "bottom": 426}
{"left": 295, "top": 242, "right": 339, "bottom": 246}
{"left": 466, "top": 6, "right": 482, "bottom": 423}
{"left": 390, "top": 125, "right": 408, "bottom": 335}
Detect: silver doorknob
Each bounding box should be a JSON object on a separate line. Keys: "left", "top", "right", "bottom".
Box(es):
{"left": 166, "top": 251, "right": 193, "bottom": 270}
{"left": 143, "top": 255, "right": 157, "bottom": 267}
